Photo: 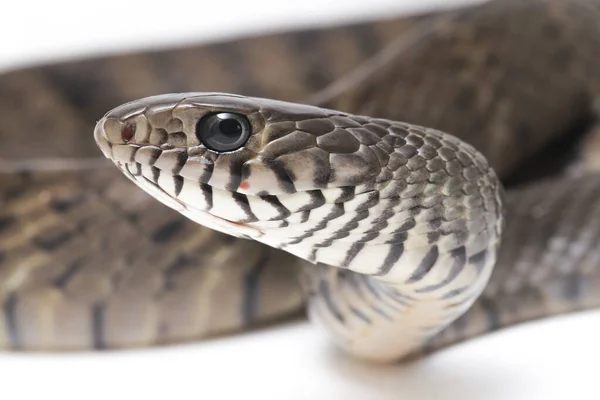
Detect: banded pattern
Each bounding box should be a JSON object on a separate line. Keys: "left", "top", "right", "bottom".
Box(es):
{"left": 0, "top": 167, "right": 305, "bottom": 350}
{"left": 314, "top": 0, "right": 600, "bottom": 177}
{"left": 95, "top": 93, "right": 502, "bottom": 361}
{"left": 427, "top": 173, "right": 600, "bottom": 352}
{"left": 2, "top": 0, "right": 600, "bottom": 363}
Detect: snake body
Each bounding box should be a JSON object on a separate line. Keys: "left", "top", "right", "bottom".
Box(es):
{"left": 2, "top": 0, "right": 600, "bottom": 362}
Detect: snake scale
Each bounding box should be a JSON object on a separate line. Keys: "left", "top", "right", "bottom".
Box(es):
{"left": 2, "top": 0, "right": 600, "bottom": 362}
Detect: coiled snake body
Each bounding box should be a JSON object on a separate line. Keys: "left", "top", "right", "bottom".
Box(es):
{"left": 2, "top": 0, "right": 600, "bottom": 362}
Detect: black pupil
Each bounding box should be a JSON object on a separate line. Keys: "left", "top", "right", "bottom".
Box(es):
{"left": 218, "top": 119, "right": 242, "bottom": 137}
{"left": 196, "top": 112, "right": 250, "bottom": 152}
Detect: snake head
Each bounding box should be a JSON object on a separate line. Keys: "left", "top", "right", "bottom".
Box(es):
{"left": 95, "top": 92, "right": 502, "bottom": 278}
{"left": 93, "top": 92, "right": 388, "bottom": 239}
{"left": 94, "top": 92, "right": 382, "bottom": 193}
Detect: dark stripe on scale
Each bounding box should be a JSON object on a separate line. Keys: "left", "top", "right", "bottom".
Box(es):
{"left": 339, "top": 230, "right": 379, "bottom": 268}
{"left": 405, "top": 245, "right": 439, "bottom": 284}
{"left": 341, "top": 242, "right": 365, "bottom": 268}
{"left": 358, "top": 275, "right": 404, "bottom": 313}
{"left": 350, "top": 190, "right": 380, "bottom": 213}
{"left": 92, "top": 303, "right": 106, "bottom": 350}
{"left": 468, "top": 249, "right": 488, "bottom": 274}
{"left": 196, "top": 151, "right": 216, "bottom": 184}
{"left": 349, "top": 306, "right": 372, "bottom": 324}
{"left": 561, "top": 272, "right": 586, "bottom": 301}
{"left": 125, "top": 163, "right": 142, "bottom": 177}
{"left": 200, "top": 183, "right": 214, "bottom": 211}
{"left": 53, "top": 258, "right": 86, "bottom": 289}
{"left": 241, "top": 250, "right": 270, "bottom": 326}
{"left": 231, "top": 192, "right": 258, "bottom": 223}
{"left": 225, "top": 152, "right": 251, "bottom": 192}
{"left": 285, "top": 203, "right": 345, "bottom": 247}
{"left": 374, "top": 243, "right": 404, "bottom": 277}
{"left": 367, "top": 208, "right": 395, "bottom": 237}
{"left": 386, "top": 217, "right": 417, "bottom": 244}
{"left": 343, "top": 272, "right": 393, "bottom": 320}
{"left": 50, "top": 195, "right": 86, "bottom": 213}
{"left": 266, "top": 160, "right": 296, "bottom": 194}
{"left": 138, "top": 147, "right": 162, "bottom": 167}
{"left": 373, "top": 208, "right": 417, "bottom": 276}
{"left": 151, "top": 166, "right": 160, "bottom": 184}
{"left": 312, "top": 190, "right": 377, "bottom": 251}
{"left": 416, "top": 246, "right": 466, "bottom": 293}
{"left": 378, "top": 283, "right": 412, "bottom": 306}
{"left": 300, "top": 210, "right": 311, "bottom": 223}
{"left": 3, "top": 293, "right": 20, "bottom": 349}
{"left": 167, "top": 149, "right": 188, "bottom": 176}
{"left": 334, "top": 186, "right": 356, "bottom": 203}
{"left": 33, "top": 230, "right": 74, "bottom": 251}
{"left": 316, "top": 209, "right": 369, "bottom": 248}
{"left": 259, "top": 195, "right": 291, "bottom": 220}
{"left": 297, "top": 190, "right": 326, "bottom": 212}
{"left": 442, "top": 286, "right": 470, "bottom": 300}
{"left": 478, "top": 297, "right": 501, "bottom": 331}
{"left": 0, "top": 215, "right": 16, "bottom": 233}
{"left": 319, "top": 279, "right": 345, "bottom": 323}
{"left": 173, "top": 175, "right": 184, "bottom": 197}
{"left": 120, "top": 146, "right": 139, "bottom": 164}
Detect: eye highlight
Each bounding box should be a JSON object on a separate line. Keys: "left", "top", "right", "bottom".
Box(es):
{"left": 195, "top": 112, "right": 251, "bottom": 152}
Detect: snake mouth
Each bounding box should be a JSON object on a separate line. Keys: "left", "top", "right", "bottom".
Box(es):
{"left": 95, "top": 115, "right": 282, "bottom": 238}
{"left": 212, "top": 215, "right": 265, "bottom": 237}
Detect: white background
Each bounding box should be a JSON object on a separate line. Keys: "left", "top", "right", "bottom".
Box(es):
{"left": 1, "top": 1, "right": 600, "bottom": 399}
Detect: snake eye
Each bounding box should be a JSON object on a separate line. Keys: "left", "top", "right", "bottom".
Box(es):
{"left": 195, "top": 112, "right": 251, "bottom": 152}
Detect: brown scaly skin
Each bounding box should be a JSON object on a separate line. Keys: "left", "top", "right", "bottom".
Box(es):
{"left": 0, "top": 9, "right": 427, "bottom": 351}
{"left": 1, "top": 0, "right": 600, "bottom": 354}
{"left": 0, "top": 168, "right": 305, "bottom": 350}
{"left": 426, "top": 173, "right": 600, "bottom": 354}
{"left": 313, "top": 0, "right": 600, "bottom": 177}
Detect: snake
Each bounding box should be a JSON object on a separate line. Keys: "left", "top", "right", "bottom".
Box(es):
{"left": 2, "top": 0, "right": 600, "bottom": 363}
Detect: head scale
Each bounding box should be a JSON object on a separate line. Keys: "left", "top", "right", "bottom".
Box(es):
{"left": 94, "top": 93, "right": 385, "bottom": 245}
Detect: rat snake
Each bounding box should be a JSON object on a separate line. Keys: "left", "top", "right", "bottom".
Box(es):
{"left": 1, "top": 0, "right": 600, "bottom": 362}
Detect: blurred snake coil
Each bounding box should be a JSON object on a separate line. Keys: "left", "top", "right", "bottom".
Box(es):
{"left": 2, "top": 0, "right": 600, "bottom": 362}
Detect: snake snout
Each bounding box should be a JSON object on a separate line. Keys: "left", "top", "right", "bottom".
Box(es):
{"left": 93, "top": 118, "right": 111, "bottom": 159}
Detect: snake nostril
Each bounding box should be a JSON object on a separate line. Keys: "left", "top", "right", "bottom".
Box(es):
{"left": 122, "top": 122, "right": 137, "bottom": 143}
